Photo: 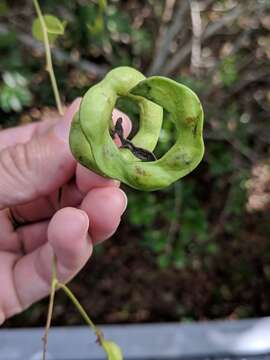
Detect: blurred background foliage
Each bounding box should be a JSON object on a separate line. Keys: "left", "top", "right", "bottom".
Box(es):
{"left": 1, "top": 0, "right": 270, "bottom": 326}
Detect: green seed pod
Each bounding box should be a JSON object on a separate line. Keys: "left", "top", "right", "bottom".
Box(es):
{"left": 101, "top": 340, "right": 123, "bottom": 360}
{"left": 69, "top": 66, "right": 204, "bottom": 191}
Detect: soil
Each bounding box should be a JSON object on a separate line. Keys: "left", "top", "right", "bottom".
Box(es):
{"left": 5, "top": 210, "right": 270, "bottom": 328}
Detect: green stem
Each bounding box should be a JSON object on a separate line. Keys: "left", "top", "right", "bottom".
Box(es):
{"left": 51, "top": 253, "right": 57, "bottom": 279}
{"left": 32, "top": 0, "right": 63, "bottom": 115}
{"left": 42, "top": 255, "right": 58, "bottom": 360}
{"left": 57, "top": 283, "right": 103, "bottom": 341}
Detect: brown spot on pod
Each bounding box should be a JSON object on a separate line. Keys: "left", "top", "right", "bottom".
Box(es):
{"left": 185, "top": 116, "right": 196, "bottom": 126}
{"left": 135, "top": 165, "right": 147, "bottom": 177}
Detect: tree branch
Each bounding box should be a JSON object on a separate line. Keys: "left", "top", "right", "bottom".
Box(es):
{"left": 147, "top": 0, "right": 189, "bottom": 76}
{"left": 189, "top": 0, "right": 202, "bottom": 75}
{"left": 163, "top": 4, "right": 243, "bottom": 75}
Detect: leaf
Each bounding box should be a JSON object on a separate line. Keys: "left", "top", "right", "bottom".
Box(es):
{"left": 101, "top": 340, "right": 123, "bottom": 360}
{"left": 0, "top": 0, "right": 8, "bottom": 16}
{"left": 87, "top": 16, "right": 104, "bottom": 35}
{"left": 0, "top": 30, "right": 17, "bottom": 49}
{"left": 99, "top": 0, "right": 107, "bottom": 12}
{"left": 157, "top": 254, "right": 171, "bottom": 269}
{"left": 3, "top": 72, "right": 17, "bottom": 88}
{"left": 32, "top": 14, "right": 66, "bottom": 43}
{"left": 0, "top": 72, "right": 32, "bottom": 113}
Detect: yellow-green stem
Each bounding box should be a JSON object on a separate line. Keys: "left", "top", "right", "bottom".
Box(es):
{"left": 32, "top": 0, "right": 63, "bottom": 115}
{"left": 57, "top": 282, "right": 102, "bottom": 339}
{"left": 42, "top": 255, "right": 58, "bottom": 360}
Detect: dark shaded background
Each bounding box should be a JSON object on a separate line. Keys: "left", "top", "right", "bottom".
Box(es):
{"left": 0, "top": 0, "right": 269, "bottom": 327}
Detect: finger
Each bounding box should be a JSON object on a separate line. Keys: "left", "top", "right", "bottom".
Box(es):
{"left": 0, "top": 123, "right": 38, "bottom": 151}
{"left": 0, "top": 251, "right": 21, "bottom": 322}
{"left": 0, "top": 206, "right": 49, "bottom": 254}
{"left": 60, "top": 180, "right": 83, "bottom": 208}
{"left": 17, "top": 221, "right": 49, "bottom": 254}
{"left": 1, "top": 179, "right": 85, "bottom": 253}
{"left": 112, "top": 108, "right": 132, "bottom": 145}
{"left": 0, "top": 180, "right": 83, "bottom": 254}
{"left": 0, "top": 184, "right": 127, "bottom": 254}
{"left": 12, "top": 207, "right": 92, "bottom": 311}
{"left": 0, "top": 99, "right": 81, "bottom": 209}
{"left": 81, "top": 187, "right": 127, "bottom": 244}
{"left": 76, "top": 108, "right": 132, "bottom": 194}
{"left": 9, "top": 195, "right": 58, "bottom": 224}
{"left": 0, "top": 209, "right": 20, "bottom": 252}
{"left": 76, "top": 165, "right": 120, "bottom": 194}
{"left": 0, "top": 110, "right": 62, "bottom": 152}
{"left": 8, "top": 180, "right": 82, "bottom": 225}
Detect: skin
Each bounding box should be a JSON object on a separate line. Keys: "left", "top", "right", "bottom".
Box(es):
{"left": 70, "top": 67, "right": 204, "bottom": 191}
{"left": 0, "top": 99, "right": 131, "bottom": 325}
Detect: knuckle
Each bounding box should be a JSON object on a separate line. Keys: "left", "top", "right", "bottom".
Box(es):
{"left": 0, "top": 142, "right": 38, "bottom": 204}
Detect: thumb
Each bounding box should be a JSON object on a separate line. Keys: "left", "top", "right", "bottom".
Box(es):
{"left": 0, "top": 98, "right": 81, "bottom": 209}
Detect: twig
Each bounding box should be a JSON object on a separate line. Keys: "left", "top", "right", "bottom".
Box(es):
{"left": 147, "top": 0, "right": 216, "bottom": 76}
{"left": 203, "top": 5, "right": 242, "bottom": 39}
{"left": 32, "top": 0, "right": 63, "bottom": 115}
{"left": 31, "top": 2, "right": 65, "bottom": 358}
{"left": 43, "top": 275, "right": 106, "bottom": 358}
{"left": 147, "top": 0, "right": 189, "bottom": 75}
{"left": 163, "top": 4, "right": 243, "bottom": 75}
{"left": 42, "top": 255, "right": 57, "bottom": 360}
{"left": 203, "top": 32, "right": 254, "bottom": 98}
{"left": 57, "top": 283, "right": 104, "bottom": 343}
{"left": 22, "top": 2, "right": 113, "bottom": 359}
{"left": 189, "top": 0, "right": 202, "bottom": 75}
{"left": 162, "top": 0, "right": 177, "bottom": 23}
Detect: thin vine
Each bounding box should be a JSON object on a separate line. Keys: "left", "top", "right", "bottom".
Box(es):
{"left": 32, "top": 0, "right": 63, "bottom": 115}
{"left": 31, "top": 1, "right": 122, "bottom": 359}
{"left": 30, "top": 2, "right": 204, "bottom": 360}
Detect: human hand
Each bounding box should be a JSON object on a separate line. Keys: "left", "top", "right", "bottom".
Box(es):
{"left": 0, "top": 99, "right": 130, "bottom": 324}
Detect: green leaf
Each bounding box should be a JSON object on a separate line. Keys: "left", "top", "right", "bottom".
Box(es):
{"left": 99, "top": 0, "right": 107, "bottom": 11}
{"left": 0, "top": 30, "right": 17, "bottom": 49}
{"left": 101, "top": 340, "right": 123, "bottom": 360}
{"left": 87, "top": 16, "right": 104, "bottom": 35}
{"left": 219, "top": 55, "right": 239, "bottom": 88}
{"left": 32, "top": 14, "right": 66, "bottom": 43}
{"left": 157, "top": 254, "right": 171, "bottom": 269}
{"left": 0, "top": 0, "right": 8, "bottom": 16}
{"left": 0, "top": 72, "right": 32, "bottom": 113}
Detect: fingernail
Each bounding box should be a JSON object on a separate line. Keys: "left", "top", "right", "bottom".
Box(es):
{"left": 112, "top": 180, "right": 121, "bottom": 187}
{"left": 118, "top": 189, "right": 128, "bottom": 215}
{"left": 77, "top": 209, "right": 89, "bottom": 234}
{"left": 54, "top": 98, "right": 81, "bottom": 142}
{"left": 0, "top": 311, "right": 5, "bottom": 325}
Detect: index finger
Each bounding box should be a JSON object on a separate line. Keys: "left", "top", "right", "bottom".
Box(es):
{"left": 0, "top": 116, "right": 60, "bottom": 152}
{"left": 75, "top": 108, "right": 132, "bottom": 193}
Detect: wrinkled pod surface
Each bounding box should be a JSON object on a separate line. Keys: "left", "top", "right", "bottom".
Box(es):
{"left": 69, "top": 66, "right": 204, "bottom": 191}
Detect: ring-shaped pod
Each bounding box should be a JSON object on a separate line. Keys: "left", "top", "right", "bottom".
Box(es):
{"left": 69, "top": 67, "right": 204, "bottom": 191}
